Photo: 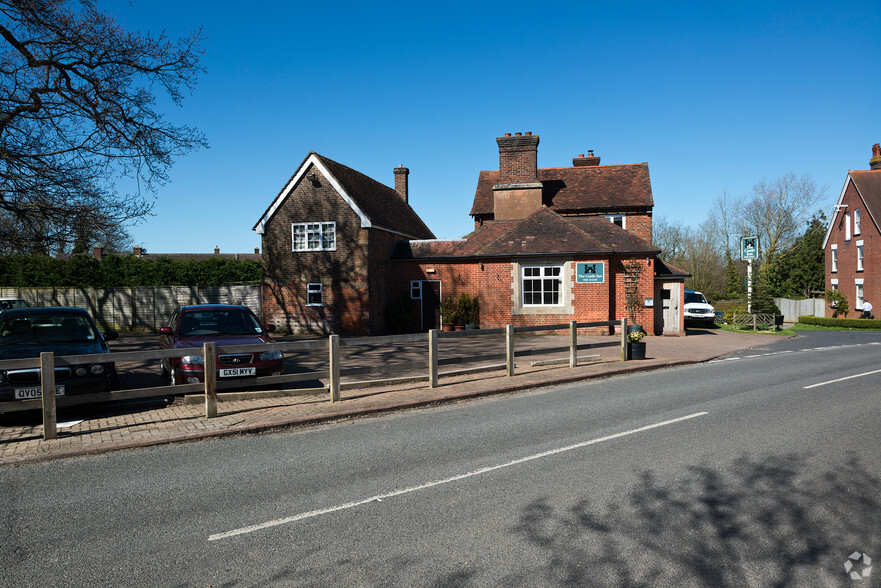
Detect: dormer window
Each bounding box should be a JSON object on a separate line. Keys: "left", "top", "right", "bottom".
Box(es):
{"left": 605, "top": 215, "right": 625, "bottom": 228}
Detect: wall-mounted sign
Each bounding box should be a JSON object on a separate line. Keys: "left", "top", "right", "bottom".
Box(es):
{"left": 576, "top": 262, "right": 605, "bottom": 283}
{"left": 741, "top": 236, "right": 759, "bottom": 260}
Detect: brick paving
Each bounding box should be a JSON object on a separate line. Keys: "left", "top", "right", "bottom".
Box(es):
{"left": 0, "top": 329, "right": 776, "bottom": 466}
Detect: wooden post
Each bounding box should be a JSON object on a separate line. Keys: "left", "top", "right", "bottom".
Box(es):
{"left": 428, "top": 329, "right": 438, "bottom": 388}
{"left": 506, "top": 324, "right": 515, "bottom": 377}
{"left": 40, "top": 352, "right": 57, "bottom": 441}
{"left": 621, "top": 317, "right": 628, "bottom": 362}
{"left": 329, "top": 334, "right": 340, "bottom": 402}
{"left": 203, "top": 342, "right": 217, "bottom": 418}
{"left": 569, "top": 320, "right": 578, "bottom": 368}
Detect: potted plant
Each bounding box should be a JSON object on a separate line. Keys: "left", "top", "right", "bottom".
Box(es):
{"left": 627, "top": 329, "right": 646, "bottom": 360}
{"left": 459, "top": 293, "right": 480, "bottom": 329}
{"left": 440, "top": 296, "right": 457, "bottom": 331}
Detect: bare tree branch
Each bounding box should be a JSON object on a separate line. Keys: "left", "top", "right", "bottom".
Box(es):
{"left": 0, "top": 0, "right": 207, "bottom": 254}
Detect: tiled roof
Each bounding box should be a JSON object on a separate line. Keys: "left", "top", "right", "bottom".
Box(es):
{"left": 255, "top": 152, "right": 434, "bottom": 240}
{"left": 393, "top": 207, "right": 658, "bottom": 260}
{"left": 313, "top": 153, "right": 435, "bottom": 239}
{"left": 850, "top": 170, "right": 881, "bottom": 232}
{"left": 654, "top": 258, "right": 690, "bottom": 278}
{"left": 470, "top": 163, "right": 654, "bottom": 217}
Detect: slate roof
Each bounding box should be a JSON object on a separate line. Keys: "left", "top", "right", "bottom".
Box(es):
{"left": 254, "top": 152, "right": 435, "bottom": 240}
{"left": 470, "top": 163, "right": 654, "bottom": 218}
{"left": 393, "top": 207, "right": 658, "bottom": 260}
{"left": 849, "top": 170, "right": 881, "bottom": 232}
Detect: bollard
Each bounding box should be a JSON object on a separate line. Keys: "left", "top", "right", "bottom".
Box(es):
{"left": 329, "top": 334, "right": 340, "bottom": 402}
{"left": 506, "top": 324, "right": 515, "bottom": 376}
{"left": 40, "top": 352, "right": 57, "bottom": 440}
{"left": 428, "top": 329, "right": 438, "bottom": 388}
{"left": 203, "top": 342, "right": 217, "bottom": 418}
{"left": 569, "top": 320, "right": 578, "bottom": 368}
{"left": 621, "top": 317, "right": 628, "bottom": 361}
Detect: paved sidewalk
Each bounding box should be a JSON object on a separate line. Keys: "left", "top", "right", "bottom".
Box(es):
{"left": 0, "top": 329, "right": 777, "bottom": 466}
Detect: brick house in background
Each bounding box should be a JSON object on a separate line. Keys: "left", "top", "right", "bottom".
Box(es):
{"left": 823, "top": 143, "right": 881, "bottom": 317}
{"left": 390, "top": 133, "right": 686, "bottom": 335}
{"left": 255, "top": 134, "right": 686, "bottom": 336}
{"left": 253, "top": 152, "right": 434, "bottom": 334}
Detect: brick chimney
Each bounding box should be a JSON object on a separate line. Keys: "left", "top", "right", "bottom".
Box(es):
{"left": 394, "top": 165, "right": 409, "bottom": 204}
{"left": 493, "top": 132, "right": 543, "bottom": 220}
{"left": 92, "top": 246, "right": 103, "bottom": 259}
{"left": 132, "top": 246, "right": 143, "bottom": 257}
{"left": 214, "top": 246, "right": 220, "bottom": 255}
{"left": 573, "top": 150, "right": 601, "bottom": 167}
{"left": 871, "top": 143, "right": 881, "bottom": 170}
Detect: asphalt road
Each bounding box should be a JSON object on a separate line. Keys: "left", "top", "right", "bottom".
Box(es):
{"left": 2, "top": 331, "right": 880, "bottom": 587}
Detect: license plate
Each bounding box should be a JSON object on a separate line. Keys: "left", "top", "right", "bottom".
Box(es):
{"left": 219, "top": 367, "right": 256, "bottom": 378}
{"left": 14, "top": 385, "right": 65, "bottom": 400}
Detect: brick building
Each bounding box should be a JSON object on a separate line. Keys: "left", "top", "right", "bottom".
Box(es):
{"left": 254, "top": 134, "right": 687, "bottom": 335}
{"left": 253, "top": 152, "right": 434, "bottom": 334}
{"left": 823, "top": 143, "right": 881, "bottom": 317}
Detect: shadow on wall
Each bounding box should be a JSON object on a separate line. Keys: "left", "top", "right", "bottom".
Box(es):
{"left": 511, "top": 454, "right": 880, "bottom": 586}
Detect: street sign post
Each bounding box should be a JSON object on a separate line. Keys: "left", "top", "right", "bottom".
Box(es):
{"left": 741, "top": 237, "right": 759, "bottom": 312}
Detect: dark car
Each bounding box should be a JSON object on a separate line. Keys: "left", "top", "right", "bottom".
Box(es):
{"left": 0, "top": 307, "right": 118, "bottom": 402}
{"left": 159, "top": 304, "right": 283, "bottom": 386}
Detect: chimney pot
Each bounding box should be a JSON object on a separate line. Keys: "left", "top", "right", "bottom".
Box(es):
{"left": 254, "top": 247, "right": 260, "bottom": 255}
{"left": 871, "top": 143, "right": 881, "bottom": 170}
{"left": 394, "top": 165, "right": 410, "bottom": 204}
{"left": 525, "top": 132, "right": 532, "bottom": 136}
{"left": 504, "top": 133, "right": 511, "bottom": 137}
{"left": 515, "top": 132, "right": 522, "bottom": 136}
{"left": 214, "top": 246, "right": 220, "bottom": 255}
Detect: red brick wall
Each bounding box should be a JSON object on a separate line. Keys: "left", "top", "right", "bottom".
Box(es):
{"left": 390, "top": 254, "right": 657, "bottom": 335}
{"left": 260, "top": 163, "right": 372, "bottom": 335}
{"left": 825, "top": 178, "right": 880, "bottom": 316}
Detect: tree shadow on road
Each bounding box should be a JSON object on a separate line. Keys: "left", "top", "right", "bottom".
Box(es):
{"left": 514, "top": 454, "right": 880, "bottom": 587}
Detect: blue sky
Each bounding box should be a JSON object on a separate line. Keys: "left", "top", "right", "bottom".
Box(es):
{"left": 110, "top": 1, "right": 881, "bottom": 254}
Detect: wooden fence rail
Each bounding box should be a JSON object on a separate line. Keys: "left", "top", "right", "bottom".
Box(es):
{"left": 0, "top": 319, "right": 628, "bottom": 440}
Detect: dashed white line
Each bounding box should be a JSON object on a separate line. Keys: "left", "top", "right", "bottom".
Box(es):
{"left": 803, "top": 369, "right": 881, "bottom": 389}
{"left": 208, "top": 411, "right": 709, "bottom": 542}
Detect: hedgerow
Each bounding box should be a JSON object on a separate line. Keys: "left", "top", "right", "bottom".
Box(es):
{"left": 797, "top": 315, "right": 881, "bottom": 329}
{"left": 0, "top": 254, "right": 262, "bottom": 287}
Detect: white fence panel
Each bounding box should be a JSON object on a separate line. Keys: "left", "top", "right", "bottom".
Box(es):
{"left": 774, "top": 297, "right": 825, "bottom": 322}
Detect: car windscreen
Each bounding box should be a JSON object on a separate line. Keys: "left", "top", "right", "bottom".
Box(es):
{"left": 0, "top": 314, "right": 99, "bottom": 344}
{"left": 0, "top": 299, "right": 29, "bottom": 310}
{"left": 178, "top": 309, "right": 263, "bottom": 336}
{"left": 685, "top": 293, "right": 707, "bottom": 304}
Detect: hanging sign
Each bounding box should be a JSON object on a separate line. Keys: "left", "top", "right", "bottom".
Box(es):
{"left": 576, "top": 262, "right": 605, "bottom": 283}
{"left": 741, "top": 236, "right": 759, "bottom": 260}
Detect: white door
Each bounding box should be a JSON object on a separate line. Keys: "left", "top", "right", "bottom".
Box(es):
{"left": 662, "top": 283, "right": 680, "bottom": 333}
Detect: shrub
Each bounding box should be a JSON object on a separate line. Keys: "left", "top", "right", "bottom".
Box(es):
{"left": 798, "top": 315, "right": 881, "bottom": 329}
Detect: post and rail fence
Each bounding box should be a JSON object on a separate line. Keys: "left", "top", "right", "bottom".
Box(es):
{"left": 1, "top": 319, "right": 629, "bottom": 440}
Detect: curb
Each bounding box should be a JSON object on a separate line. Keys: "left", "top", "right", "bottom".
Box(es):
{"left": 1, "top": 357, "right": 704, "bottom": 466}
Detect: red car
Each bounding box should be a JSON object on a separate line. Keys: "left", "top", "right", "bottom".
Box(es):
{"left": 159, "top": 304, "right": 283, "bottom": 386}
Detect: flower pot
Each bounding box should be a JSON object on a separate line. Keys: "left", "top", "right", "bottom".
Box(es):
{"left": 453, "top": 325, "right": 465, "bottom": 331}
{"left": 442, "top": 323, "right": 454, "bottom": 332}
{"left": 628, "top": 341, "right": 646, "bottom": 360}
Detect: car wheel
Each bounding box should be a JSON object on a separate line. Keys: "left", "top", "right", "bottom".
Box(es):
{"left": 169, "top": 368, "right": 177, "bottom": 386}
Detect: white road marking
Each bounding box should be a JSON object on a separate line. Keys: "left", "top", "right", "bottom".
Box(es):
{"left": 803, "top": 369, "right": 881, "bottom": 389}
{"left": 208, "top": 411, "right": 709, "bottom": 541}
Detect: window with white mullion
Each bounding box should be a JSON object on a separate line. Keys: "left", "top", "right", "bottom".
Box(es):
{"left": 522, "top": 266, "right": 562, "bottom": 306}
{"left": 292, "top": 221, "right": 336, "bottom": 251}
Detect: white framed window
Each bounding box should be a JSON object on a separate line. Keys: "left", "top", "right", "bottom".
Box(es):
{"left": 522, "top": 265, "right": 563, "bottom": 306}
{"left": 831, "top": 244, "right": 838, "bottom": 273}
{"left": 410, "top": 281, "right": 422, "bottom": 299}
{"left": 845, "top": 213, "right": 851, "bottom": 241}
{"left": 856, "top": 282, "right": 864, "bottom": 310}
{"left": 292, "top": 222, "right": 336, "bottom": 251}
{"left": 306, "top": 283, "right": 323, "bottom": 306}
{"left": 830, "top": 278, "right": 838, "bottom": 289}
{"left": 857, "top": 240, "right": 864, "bottom": 272}
{"left": 855, "top": 209, "right": 861, "bottom": 235}
{"left": 605, "top": 215, "right": 625, "bottom": 228}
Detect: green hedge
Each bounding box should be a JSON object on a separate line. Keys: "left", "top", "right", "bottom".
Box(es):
{"left": 797, "top": 315, "right": 881, "bottom": 329}
{"left": 0, "top": 254, "right": 262, "bottom": 287}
